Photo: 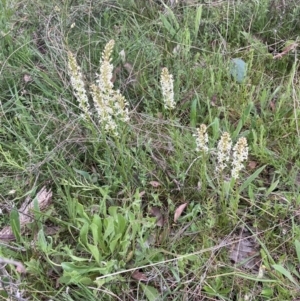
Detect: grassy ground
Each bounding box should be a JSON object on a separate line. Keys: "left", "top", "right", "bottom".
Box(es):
{"left": 0, "top": 0, "right": 300, "bottom": 300}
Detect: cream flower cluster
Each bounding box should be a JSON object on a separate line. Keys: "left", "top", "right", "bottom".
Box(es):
{"left": 67, "top": 51, "right": 91, "bottom": 119}
{"left": 92, "top": 40, "right": 129, "bottom": 135}
{"left": 160, "top": 67, "right": 175, "bottom": 110}
{"left": 194, "top": 124, "right": 208, "bottom": 153}
{"left": 67, "top": 40, "right": 129, "bottom": 135}
{"left": 216, "top": 132, "right": 232, "bottom": 173}
{"left": 231, "top": 137, "right": 248, "bottom": 179}
{"left": 195, "top": 126, "right": 248, "bottom": 179}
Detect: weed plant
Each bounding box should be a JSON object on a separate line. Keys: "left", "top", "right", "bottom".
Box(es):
{"left": 0, "top": 0, "right": 300, "bottom": 300}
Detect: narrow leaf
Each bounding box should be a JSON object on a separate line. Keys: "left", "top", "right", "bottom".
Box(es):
{"left": 194, "top": 5, "right": 202, "bottom": 39}
{"left": 265, "top": 179, "right": 280, "bottom": 197}
{"left": 272, "top": 264, "right": 300, "bottom": 287}
{"left": 238, "top": 165, "right": 266, "bottom": 193}
{"left": 190, "top": 98, "right": 197, "bottom": 127}
{"left": 10, "top": 208, "right": 20, "bottom": 242}
{"left": 295, "top": 240, "right": 300, "bottom": 264}
{"left": 73, "top": 168, "right": 91, "bottom": 180}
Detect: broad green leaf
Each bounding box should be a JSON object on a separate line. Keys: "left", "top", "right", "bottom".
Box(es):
{"left": 98, "top": 235, "right": 108, "bottom": 253}
{"left": 61, "top": 262, "right": 105, "bottom": 273}
{"left": 33, "top": 196, "right": 42, "bottom": 229}
{"left": 87, "top": 243, "right": 100, "bottom": 263}
{"left": 67, "top": 255, "right": 89, "bottom": 262}
{"left": 92, "top": 214, "right": 102, "bottom": 230}
{"left": 230, "top": 58, "right": 247, "bottom": 83}
{"left": 190, "top": 98, "right": 197, "bottom": 127}
{"left": 261, "top": 287, "right": 273, "bottom": 297}
{"left": 108, "top": 206, "right": 118, "bottom": 217}
{"left": 272, "top": 264, "right": 300, "bottom": 287}
{"left": 37, "top": 229, "right": 48, "bottom": 252}
{"left": 90, "top": 223, "right": 100, "bottom": 246}
{"left": 140, "top": 284, "right": 160, "bottom": 301}
{"left": 160, "top": 14, "right": 177, "bottom": 37}
{"left": 238, "top": 165, "right": 266, "bottom": 193}
{"left": 103, "top": 217, "right": 115, "bottom": 240}
{"left": 10, "top": 208, "right": 20, "bottom": 242}
{"left": 109, "top": 233, "right": 122, "bottom": 253}
{"left": 73, "top": 168, "right": 92, "bottom": 180}
{"left": 119, "top": 239, "right": 131, "bottom": 256}
{"left": 79, "top": 221, "right": 89, "bottom": 246}
{"left": 295, "top": 240, "right": 300, "bottom": 264}
{"left": 76, "top": 202, "right": 90, "bottom": 221}
{"left": 212, "top": 117, "right": 220, "bottom": 140}
{"left": 116, "top": 214, "right": 127, "bottom": 235}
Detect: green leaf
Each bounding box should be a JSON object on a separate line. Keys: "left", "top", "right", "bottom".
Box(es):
{"left": 265, "top": 179, "right": 280, "bottom": 197}
{"left": 90, "top": 216, "right": 106, "bottom": 252}
{"left": 295, "top": 240, "right": 300, "bottom": 264}
{"left": 108, "top": 206, "right": 118, "bottom": 218}
{"left": 232, "top": 102, "right": 253, "bottom": 139}
{"left": 79, "top": 221, "right": 89, "bottom": 246}
{"left": 76, "top": 202, "right": 90, "bottom": 221}
{"left": 238, "top": 165, "right": 266, "bottom": 193}
{"left": 87, "top": 243, "right": 100, "bottom": 263}
{"left": 230, "top": 58, "right": 247, "bottom": 83}
{"left": 61, "top": 262, "right": 104, "bottom": 274}
{"left": 37, "top": 229, "right": 49, "bottom": 252}
{"left": 115, "top": 214, "right": 127, "bottom": 235}
{"left": 90, "top": 221, "right": 100, "bottom": 246}
{"left": 10, "top": 208, "right": 20, "bottom": 242}
{"left": 92, "top": 214, "right": 102, "bottom": 230}
{"left": 94, "top": 275, "right": 116, "bottom": 287}
{"left": 109, "top": 233, "right": 122, "bottom": 253}
{"left": 33, "top": 196, "right": 42, "bottom": 229}
{"left": 194, "top": 5, "right": 202, "bottom": 39}
{"left": 272, "top": 264, "right": 300, "bottom": 287}
{"left": 190, "top": 98, "right": 197, "bottom": 127}
{"left": 212, "top": 117, "right": 220, "bottom": 140}
{"left": 73, "top": 168, "right": 92, "bottom": 180}
{"left": 67, "top": 255, "right": 90, "bottom": 262}
{"left": 160, "top": 14, "right": 177, "bottom": 37}
{"left": 103, "top": 217, "right": 115, "bottom": 240}
{"left": 140, "top": 284, "right": 160, "bottom": 301}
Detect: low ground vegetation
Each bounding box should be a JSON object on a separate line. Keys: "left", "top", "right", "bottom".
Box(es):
{"left": 0, "top": 0, "right": 300, "bottom": 300}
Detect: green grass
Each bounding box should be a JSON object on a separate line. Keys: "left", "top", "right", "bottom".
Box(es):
{"left": 0, "top": 0, "right": 300, "bottom": 300}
